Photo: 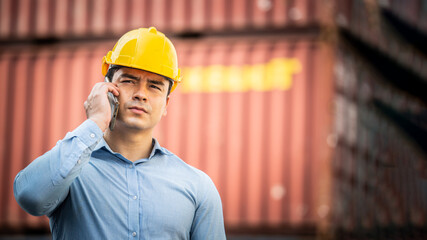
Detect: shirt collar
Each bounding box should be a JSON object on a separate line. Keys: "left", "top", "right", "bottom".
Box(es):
{"left": 94, "top": 137, "right": 169, "bottom": 160}
{"left": 149, "top": 138, "right": 169, "bottom": 158}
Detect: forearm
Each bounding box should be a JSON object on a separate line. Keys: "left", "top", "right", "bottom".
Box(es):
{"left": 13, "top": 119, "right": 103, "bottom": 216}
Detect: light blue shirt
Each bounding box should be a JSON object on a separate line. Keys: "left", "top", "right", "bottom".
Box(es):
{"left": 14, "top": 120, "right": 226, "bottom": 239}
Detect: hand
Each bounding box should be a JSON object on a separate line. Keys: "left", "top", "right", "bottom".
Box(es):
{"left": 84, "top": 82, "right": 120, "bottom": 132}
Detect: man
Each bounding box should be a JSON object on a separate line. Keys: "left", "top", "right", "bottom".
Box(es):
{"left": 14, "top": 27, "right": 226, "bottom": 239}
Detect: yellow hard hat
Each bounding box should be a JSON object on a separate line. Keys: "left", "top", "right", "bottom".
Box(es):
{"left": 102, "top": 27, "right": 182, "bottom": 92}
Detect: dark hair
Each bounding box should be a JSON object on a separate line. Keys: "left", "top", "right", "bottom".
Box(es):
{"left": 106, "top": 65, "right": 173, "bottom": 97}
{"left": 105, "top": 65, "right": 122, "bottom": 82}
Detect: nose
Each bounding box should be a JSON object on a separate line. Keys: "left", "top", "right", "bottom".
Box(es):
{"left": 132, "top": 85, "right": 148, "bottom": 102}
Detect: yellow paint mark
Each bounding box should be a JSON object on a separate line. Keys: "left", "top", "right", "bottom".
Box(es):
{"left": 180, "top": 58, "right": 302, "bottom": 93}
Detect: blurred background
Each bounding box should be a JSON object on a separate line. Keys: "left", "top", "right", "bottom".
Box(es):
{"left": 0, "top": 0, "right": 426, "bottom": 239}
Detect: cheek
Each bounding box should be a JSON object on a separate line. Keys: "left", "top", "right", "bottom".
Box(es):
{"left": 154, "top": 100, "right": 168, "bottom": 115}
{"left": 117, "top": 94, "right": 131, "bottom": 114}
{"left": 118, "top": 90, "right": 131, "bottom": 104}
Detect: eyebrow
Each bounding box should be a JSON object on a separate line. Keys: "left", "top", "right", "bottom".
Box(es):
{"left": 119, "top": 73, "right": 140, "bottom": 81}
{"left": 119, "top": 73, "right": 166, "bottom": 89}
{"left": 147, "top": 79, "right": 165, "bottom": 86}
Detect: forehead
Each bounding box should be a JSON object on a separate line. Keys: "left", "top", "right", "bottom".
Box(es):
{"left": 114, "top": 67, "right": 167, "bottom": 82}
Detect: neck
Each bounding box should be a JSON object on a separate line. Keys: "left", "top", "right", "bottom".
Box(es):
{"left": 104, "top": 127, "right": 153, "bottom": 162}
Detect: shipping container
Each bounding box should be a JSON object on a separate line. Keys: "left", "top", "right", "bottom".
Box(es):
{"left": 331, "top": 1, "right": 427, "bottom": 238}
{"left": 335, "top": 0, "right": 427, "bottom": 35}
{"left": 0, "top": 0, "right": 326, "bottom": 40}
{"left": 334, "top": 0, "right": 427, "bottom": 81}
{"left": 0, "top": 35, "right": 335, "bottom": 233}
{"left": 331, "top": 40, "right": 427, "bottom": 239}
{"left": 388, "top": 0, "right": 427, "bottom": 33}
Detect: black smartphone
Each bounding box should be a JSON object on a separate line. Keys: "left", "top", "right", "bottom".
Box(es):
{"left": 105, "top": 77, "right": 119, "bottom": 131}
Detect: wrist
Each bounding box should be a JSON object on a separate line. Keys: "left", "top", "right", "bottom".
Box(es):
{"left": 89, "top": 117, "right": 108, "bottom": 132}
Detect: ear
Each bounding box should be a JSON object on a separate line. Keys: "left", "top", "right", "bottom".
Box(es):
{"left": 162, "top": 96, "right": 170, "bottom": 116}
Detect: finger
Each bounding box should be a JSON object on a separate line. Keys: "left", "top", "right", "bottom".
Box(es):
{"left": 111, "top": 85, "right": 120, "bottom": 96}
{"left": 101, "top": 83, "right": 120, "bottom": 96}
{"left": 107, "top": 84, "right": 120, "bottom": 96}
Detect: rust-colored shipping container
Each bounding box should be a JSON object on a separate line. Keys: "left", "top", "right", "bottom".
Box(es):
{"left": 0, "top": 0, "right": 325, "bottom": 40}
{"left": 0, "top": 35, "right": 335, "bottom": 233}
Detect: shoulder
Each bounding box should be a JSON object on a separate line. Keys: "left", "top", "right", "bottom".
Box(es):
{"left": 158, "top": 148, "right": 219, "bottom": 197}
{"left": 161, "top": 148, "right": 212, "bottom": 181}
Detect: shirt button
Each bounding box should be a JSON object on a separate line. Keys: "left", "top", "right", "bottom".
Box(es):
{"left": 133, "top": 195, "right": 138, "bottom": 200}
{"left": 77, "top": 160, "right": 81, "bottom": 164}
{"left": 90, "top": 133, "right": 95, "bottom": 138}
{"left": 129, "top": 164, "right": 133, "bottom": 168}
{"left": 132, "top": 232, "right": 137, "bottom": 237}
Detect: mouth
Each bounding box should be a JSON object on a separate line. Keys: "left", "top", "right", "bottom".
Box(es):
{"left": 128, "top": 106, "right": 148, "bottom": 115}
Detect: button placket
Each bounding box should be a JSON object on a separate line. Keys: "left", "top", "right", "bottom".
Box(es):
{"left": 127, "top": 163, "right": 139, "bottom": 238}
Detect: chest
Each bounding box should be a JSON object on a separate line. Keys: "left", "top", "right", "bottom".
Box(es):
{"left": 67, "top": 159, "right": 197, "bottom": 237}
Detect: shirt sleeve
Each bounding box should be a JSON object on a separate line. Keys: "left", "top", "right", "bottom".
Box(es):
{"left": 190, "top": 173, "right": 226, "bottom": 240}
{"left": 13, "top": 119, "right": 103, "bottom": 217}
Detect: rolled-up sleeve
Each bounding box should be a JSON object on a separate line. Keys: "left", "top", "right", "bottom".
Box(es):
{"left": 14, "top": 119, "right": 103, "bottom": 216}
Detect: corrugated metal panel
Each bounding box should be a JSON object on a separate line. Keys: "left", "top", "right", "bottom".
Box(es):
{"left": 0, "top": 36, "right": 334, "bottom": 232}
{"left": 332, "top": 42, "right": 427, "bottom": 237}
{"left": 157, "top": 38, "right": 334, "bottom": 229}
{"left": 156, "top": 37, "right": 335, "bottom": 230}
{"left": 388, "top": 0, "right": 427, "bottom": 33}
{"left": 0, "top": 0, "right": 324, "bottom": 40}
{"left": 332, "top": 1, "right": 427, "bottom": 237}
{"left": 335, "top": 0, "right": 427, "bottom": 82}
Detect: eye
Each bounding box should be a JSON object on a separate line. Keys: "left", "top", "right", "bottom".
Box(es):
{"left": 150, "top": 85, "right": 162, "bottom": 91}
{"left": 121, "top": 79, "right": 134, "bottom": 84}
